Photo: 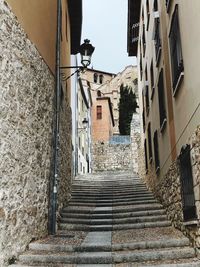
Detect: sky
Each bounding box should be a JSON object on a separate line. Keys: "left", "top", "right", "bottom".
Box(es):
{"left": 80, "top": 0, "right": 137, "bottom": 74}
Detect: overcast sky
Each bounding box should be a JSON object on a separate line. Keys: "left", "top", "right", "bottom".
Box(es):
{"left": 81, "top": 0, "right": 137, "bottom": 74}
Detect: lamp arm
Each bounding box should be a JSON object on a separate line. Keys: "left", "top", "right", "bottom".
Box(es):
{"left": 60, "top": 67, "right": 84, "bottom": 81}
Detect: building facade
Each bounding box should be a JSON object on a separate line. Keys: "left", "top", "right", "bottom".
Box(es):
{"left": 128, "top": 0, "right": 200, "bottom": 246}
{"left": 0, "top": 0, "right": 82, "bottom": 265}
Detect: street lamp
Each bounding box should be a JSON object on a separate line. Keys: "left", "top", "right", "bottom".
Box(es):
{"left": 79, "top": 39, "right": 95, "bottom": 68}
{"left": 60, "top": 39, "right": 95, "bottom": 70}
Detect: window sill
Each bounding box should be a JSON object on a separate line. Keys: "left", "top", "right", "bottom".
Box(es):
{"left": 173, "top": 72, "right": 184, "bottom": 97}
{"left": 183, "top": 220, "right": 199, "bottom": 226}
{"left": 160, "top": 118, "right": 167, "bottom": 133}
{"left": 156, "top": 166, "right": 160, "bottom": 174}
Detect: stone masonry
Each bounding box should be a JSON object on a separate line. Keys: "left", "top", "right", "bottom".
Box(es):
{"left": 142, "top": 125, "right": 200, "bottom": 248}
{"left": 92, "top": 141, "right": 131, "bottom": 172}
{"left": 0, "top": 1, "right": 72, "bottom": 265}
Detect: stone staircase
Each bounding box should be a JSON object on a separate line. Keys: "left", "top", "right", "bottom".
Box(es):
{"left": 10, "top": 172, "right": 200, "bottom": 266}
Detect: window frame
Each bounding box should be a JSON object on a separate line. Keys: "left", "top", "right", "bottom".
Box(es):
{"left": 157, "top": 69, "right": 167, "bottom": 132}
{"left": 169, "top": 5, "right": 184, "bottom": 96}
{"left": 96, "top": 105, "right": 102, "bottom": 120}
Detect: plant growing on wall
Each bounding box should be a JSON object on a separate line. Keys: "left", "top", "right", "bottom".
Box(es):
{"left": 119, "top": 84, "right": 138, "bottom": 135}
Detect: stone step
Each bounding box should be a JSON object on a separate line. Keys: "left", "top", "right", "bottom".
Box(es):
{"left": 63, "top": 203, "right": 163, "bottom": 214}
{"left": 71, "top": 188, "right": 149, "bottom": 194}
{"left": 28, "top": 238, "right": 190, "bottom": 253}
{"left": 70, "top": 196, "right": 155, "bottom": 203}
{"left": 18, "top": 247, "right": 195, "bottom": 264}
{"left": 59, "top": 220, "right": 171, "bottom": 231}
{"left": 61, "top": 209, "right": 166, "bottom": 219}
{"left": 60, "top": 215, "right": 168, "bottom": 225}
{"left": 71, "top": 192, "right": 154, "bottom": 199}
{"left": 68, "top": 199, "right": 158, "bottom": 207}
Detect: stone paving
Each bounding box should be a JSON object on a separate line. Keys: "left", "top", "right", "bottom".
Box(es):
{"left": 10, "top": 171, "right": 200, "bottom": 266}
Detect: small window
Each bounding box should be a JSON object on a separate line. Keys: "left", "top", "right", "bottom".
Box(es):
{"left": 96, "top": 105, "right": 102, "bottom": 120}
{"left": 153, "top": 130, "right": 160, "bottom": 173}
{"left": 166, "top": 0, "right": 172, "bottom": 12}
{"left": 94, "top": 73, "right": 98, "bottom": 83}
{"left": 140, "top": 56, "right": 143, "bottom": 80}
{"left": 154, "top": 18, "right": 161, "bottom": 65}
{"left": 158, "top": 69, "right": 167, "bottom": 131}
{"left": 97, "top": 90, "right": 101, "bottom": 97}
{"left": 179, "top": 144, "right": 197, "bottom": 221}
{"left": 150, "top": 60, "right": 155, "bottom": 100}
{"left": 154, "top": 0, "right": 158, "bottom": 11}
{"left": 99, "top": 74, "right": 104, "bottom": 84}
{"left": 146, "top": 0, "right": 150, "bottom": 30}
{"left": 169, "top": 5, "right": 184, "bottom": 95}
{"left": 145, "top": 66, "right": 150, "bottom": 115}
{"left": 144, "top": 139, "right": 148, "bottom": 172}
{"left": 142, "top": 24, "right": 146, "bottom": 56}
{"left": 147, "top": 123, "right": 153, "bottom": 162}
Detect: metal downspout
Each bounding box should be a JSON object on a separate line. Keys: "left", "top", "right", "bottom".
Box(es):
{"left": 50, "top": 0, "right": 61, "bottom": 235}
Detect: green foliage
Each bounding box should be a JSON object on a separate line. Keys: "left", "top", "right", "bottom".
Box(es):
{"left": 119, "top": 84, "right": 138, "bottom": 135}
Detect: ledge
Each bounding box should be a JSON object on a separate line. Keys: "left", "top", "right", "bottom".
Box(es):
{"left": 173, "top": 72, "right": 184, "bottom": 97}
{"left": 183, "top": 220, "right": 199, "bottom": 226}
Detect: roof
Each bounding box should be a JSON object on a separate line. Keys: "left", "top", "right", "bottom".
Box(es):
{"left": 127, "top": 0, "right": 141, "bottom": 56}
{"left": 68, "top": 0, "right": 82, "bottom": 54}
{"left": 87, "top": 68, "right": 116, "bottom": 77}
{"left": 96, "top": 97, "right": 115, "bottom": 127}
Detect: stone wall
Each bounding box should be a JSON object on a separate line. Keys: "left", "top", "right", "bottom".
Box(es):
{"left": 142, "top": 125, "right": 200, "bottom": 247}
{"left": 130, "top": 113, "right": 141, "bottom": 173}
{"left": 92, "top": 141, "right": 131, "bottom": 172}
{"left": 0, "top": 1, "right": 72, "bottom": 265}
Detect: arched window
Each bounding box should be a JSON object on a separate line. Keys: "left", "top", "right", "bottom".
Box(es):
{"left": 99, "top": 74, "right": 104, "bottom": 84}
{"left": 93, "top": 73, "right": 98, "bottom": 83}
{"left": 97, "top": 90, "right": 101, "bottom": 97}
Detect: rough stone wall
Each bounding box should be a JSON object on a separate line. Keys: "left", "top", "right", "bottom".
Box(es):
{"left": 142, "top": 125, "right": 200, "bottom": 247}
{"left": 0, "top": 1, "right": 72, "bottom": 265}
{"left": 57, "top": 97, "right": 72, "bottom": 212}
{"left": 92, "top": 142, "right": 131, "bottom": 172}
{"left": 130, "top": 113, "right": 141, "bottom": 173}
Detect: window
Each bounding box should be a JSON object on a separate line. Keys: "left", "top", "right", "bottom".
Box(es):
{"left": 166, "top": 0, "right": 172, "bottom": 12}
{"left": 94, "top": 73, "right": 98, "bottom": 83}
{"left": 150, "top": 60, "right": 155, "bottom": 100}
{"left": 97, "top": 90, "right": 101, "bottom": 97}
{"left": 144, "top": 139, "right": 148, "bottom": 172}
{"left": 145, "top": 67, "right": 150, "bottom": 115}
{"left": 147, "top": 123, "right": 153, "bottom": 162}
{"left": 154, "top": 0, "right": 158, "bottom": 11}
{"left": 154, "top": 18, "right": 161, "bottom": 65}
{"left": 140, "top": 56, "right": 143, "bottom": 80}
{"left": 99, "top": 74, "right": 104, "bottom": 84}
{"left": 179, "top": 144, "right": 197, "bottom": 221}
{"left": 158, "top": 69, "right": 167, "bottom": 131}
{"left": 142, "top": 109, "right": 145, "bottom": 132}
{"left": 96, "top": 105, "right": 102, "bottom": 119}
{"left": 146, "top": 0, "right": 150, "bottom": 30}
{"left": 142, "top": 24, "right": 146, "bottom": 56}
{"left": 169, "top": 5, "right": 184, "bottom": 95}
{"left": 153, "top": 130, "right": 160, "bottom": 172}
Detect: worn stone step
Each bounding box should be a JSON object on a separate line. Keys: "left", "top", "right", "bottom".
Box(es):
{"left": 138, "top": 263, "right": 200, "bottom": 267}
{"left": 70, "top": 196, "right": 155, "bottom": 203}
{"left": 71, "top": 188, "right": 148, "bottom": 194}
{"left": 18, "top": 247, "right": 195, "bottom": 264}
{"left": 61, "top": 209, "right": 166, "bottom": 219}
{"left": 71, "top": 192, "right": 154, "bottom": 199}
{"left": 63, "top": 203, "right": 163, "bottom": 214}
{"left": 59, "top": 220, "right": 171, "bottom": 231}
{"left": 28, "top": 238, "right": 190, "bottom": 253}
{"left": 68, "top": 199, "right": 158, "bottom": 207}
{"left": 60, "top": 215, "right": 168, "bottom": 225}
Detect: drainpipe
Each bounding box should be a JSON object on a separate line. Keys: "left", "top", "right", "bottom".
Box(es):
{"left": 50, "top": 0, "right": 61, "bottom": 235}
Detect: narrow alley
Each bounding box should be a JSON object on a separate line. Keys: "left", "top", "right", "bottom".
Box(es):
{"left": 11, "top": 171, "right": 200, "bottom": 266}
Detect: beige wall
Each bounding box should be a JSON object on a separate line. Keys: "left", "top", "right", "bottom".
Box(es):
{"left": 6, "top": 0, "right": 71, "bottom": 75}
{"left": 137, "top": 0, "right": 200, "bottom": 178}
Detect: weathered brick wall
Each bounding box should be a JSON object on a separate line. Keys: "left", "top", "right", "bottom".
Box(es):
{"left": 142, "top": 125, "right": 200, "bottom": 247}
{"left": 92, "top": 142, "right": 131, "bottom": 172}
{"left": 0, "top": 1, "right": 72, "bottom": 265}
